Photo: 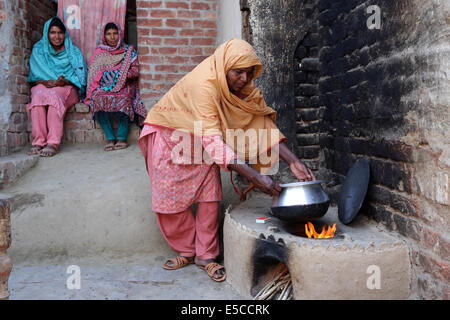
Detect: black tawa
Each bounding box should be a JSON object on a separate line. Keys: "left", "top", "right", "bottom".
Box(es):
{"left": 338, "top": 158, "right": 370, "bottom": 224}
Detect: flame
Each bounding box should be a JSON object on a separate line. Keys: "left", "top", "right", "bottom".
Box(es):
{"left": 305, "top": 222, "right": 336, "bottom": 239}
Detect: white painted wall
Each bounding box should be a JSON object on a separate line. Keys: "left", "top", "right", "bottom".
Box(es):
{"left": 217, "top": 0, "right": 242, "bottom": 45}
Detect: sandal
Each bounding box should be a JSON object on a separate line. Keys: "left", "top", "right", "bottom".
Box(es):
{"left": 163, "top": 256, "right": 194, "bottom": 270}
{"left": 104, "top": 141, "right": 115, "bottom": 151}
{"left": 28, "top": 145, "right": 43, "bottom": 155}
{"left": 114, "top": 140, "right": 128, "bottom": 150}
{"left": 39, "top": 144, "right": 59, "bottom": 157}
{"left": 198, "top": 262, "right": 227, "bottom": 282}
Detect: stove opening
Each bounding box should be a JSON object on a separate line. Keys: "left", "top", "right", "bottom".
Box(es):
{"left": 251, "top": 234, "right": 293, "bottom": 300}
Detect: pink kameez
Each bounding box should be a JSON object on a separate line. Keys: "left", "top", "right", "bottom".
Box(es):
{"left": 139, "top": 124, "right": 237, "bottom": 259}
{"left": 28, "top": 84, "right": 79, "bottom": 147}
{"left": 139, "top": 124, "right": 237, "bottom": 214}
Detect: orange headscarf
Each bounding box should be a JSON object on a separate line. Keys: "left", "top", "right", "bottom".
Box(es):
{"left": 144, "top": 39, "right": 285, "bottom": 170}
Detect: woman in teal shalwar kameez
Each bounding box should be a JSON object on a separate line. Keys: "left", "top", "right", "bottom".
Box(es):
{"left": 27, "top": 17, "right": 87, "bottom": 157}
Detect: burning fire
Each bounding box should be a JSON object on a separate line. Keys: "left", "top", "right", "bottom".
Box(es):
{"left": 305, "top": 222, "right": 336, "bottom": 239}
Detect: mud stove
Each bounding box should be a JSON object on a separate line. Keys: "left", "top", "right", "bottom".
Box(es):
{"left": 223, "top": 195, "right": 411, "bottom": 299}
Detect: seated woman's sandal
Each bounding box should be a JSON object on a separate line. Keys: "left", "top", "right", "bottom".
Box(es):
{"left": 114, "top": 140, "right": 128, "bottom": 150}
{"left": 39, "top": 144, "right": 59, "bottom": 157}
{"left": 28, "top": 145, "right": 43, "bottom": 155}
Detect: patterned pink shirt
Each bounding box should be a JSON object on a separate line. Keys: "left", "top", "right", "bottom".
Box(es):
{"left": 139, "top": 124, "right": 237, "bottom": 214}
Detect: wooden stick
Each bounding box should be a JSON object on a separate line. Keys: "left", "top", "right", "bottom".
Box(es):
{"left": 254, "top": 268, "right": 288, "bottom": 300}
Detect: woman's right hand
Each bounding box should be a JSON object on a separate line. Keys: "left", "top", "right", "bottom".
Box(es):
{"left": 228, "top": 162, "right": 281, "bottom": 197}
{"left": 248, "top": 173, "right": 281, "bottom": 196}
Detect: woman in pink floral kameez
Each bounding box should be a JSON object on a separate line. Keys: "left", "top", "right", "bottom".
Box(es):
{"left": 140, "top": 39, "right": 314, "bottom": 282}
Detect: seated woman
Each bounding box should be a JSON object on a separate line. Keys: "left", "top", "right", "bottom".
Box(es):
{"left": 85, "top": 22, "right": 146, "bottom": 151}
{"left": 139, "top": 39, "right": 315, "bottom": 282}
{"left": 27, "top": 17, "right": 87, "bottom": 157}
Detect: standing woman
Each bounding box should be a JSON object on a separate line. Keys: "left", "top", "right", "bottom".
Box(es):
{"left": 85, "top": 22, "right": 146, "bottom": 151}
{"left": 27, "top": 17, "right": 87, "bottom": 157}
{"left": 139, "top": 39, "right": 314, "bottom": 282}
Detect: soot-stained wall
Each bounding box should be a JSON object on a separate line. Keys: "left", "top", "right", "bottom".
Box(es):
{"left": 243, "top": 0, "right": 449, "bottom": 299}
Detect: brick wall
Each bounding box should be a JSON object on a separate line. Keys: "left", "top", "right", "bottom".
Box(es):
{"left": 293, "top": 0, "right": 322, "bottom": 173}
{"left": 1, "top": 0, "right": 219, "bottom": 147}
{"left": 136, "top": 0, "right": 218, "bottom": 108}
{"left": 316, "top": 0, "right": 449, "bottom": 299}
{"left": 64, "top": 0, "right": 219, "bottom": 144}
{"left": 0, "top": 0, "right": 56, "bottom": 156}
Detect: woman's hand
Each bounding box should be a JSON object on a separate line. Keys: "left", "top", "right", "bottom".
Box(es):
{"left": 279, "top": 142, "right": 315, "bottom": 182}
{"left": 228, "top": 162, "right": 281, "bottom": 197}
{"left": 290, "top": 160, "right": 315, "bottom": 182}
{"left": 39, "top": 80, "right": 56, "bottom": 88}
{"left": 55, "top": 75, "right": 68, "bottom": 87}
{"left": 249, "top": 174, "right": 281, "bottom": 196}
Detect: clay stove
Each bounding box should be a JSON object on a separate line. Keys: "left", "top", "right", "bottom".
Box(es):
{"left": 223, "top": 194, "right": 411, "bottom": 300}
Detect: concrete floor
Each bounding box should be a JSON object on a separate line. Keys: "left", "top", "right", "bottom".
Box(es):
{"left": 1, "top": 142, "right": 244, "bottom": 300}
{"left": 8, "top": 253, "right": 244, "bottom": 300}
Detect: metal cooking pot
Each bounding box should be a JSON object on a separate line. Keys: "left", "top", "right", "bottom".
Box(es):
{"left": 271, "top": 180, "right": 330, "bottom": 222}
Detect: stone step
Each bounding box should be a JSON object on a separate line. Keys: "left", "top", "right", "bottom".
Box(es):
{"left": 0, "top": 143, "right": 240, "bottom": 264}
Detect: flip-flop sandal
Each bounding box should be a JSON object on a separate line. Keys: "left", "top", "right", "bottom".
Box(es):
{"left": 163, "top": 256, "right": 194, "bottom": 270}
{"left": 104, "top": 141, "right": 115, "bottom": 151}
{"left": 39, "top": 144, "right": 58, "bottom": 157}
{"left": 28, "top": 145, "right": 43, "bottom": 155}
{"left": 114, "top": 141, "right": 128, "bottom": 150}
{"left": 198, "top": 262, "right": 227, "bottom": 282}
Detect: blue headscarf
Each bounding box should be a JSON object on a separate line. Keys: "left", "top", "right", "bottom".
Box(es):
{"left": 28, "top": 17, "right": 87, "bottom": 99}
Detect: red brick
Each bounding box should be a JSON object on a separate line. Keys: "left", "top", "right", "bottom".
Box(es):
{"left": 151, "top": 28, "right": 176, "bottom": 36}
{"left": 165, "top": 1, "right": 189, "bottom": 9}
{"left": 177, "top": 10, "right": 201, "bottom": 18}
{"left": 203, "top": 11, "right": 217, "bottom": 19}
{"left": 165, "top": 56, "right": 190, "bottom": 64}
{"left": 191, "top": 2, "right": 210, "bottom": 10}
{"left": 178, "top": 47, "right": 202, "bottom": 55}
{"left": 138, "top": 46, "right": 150, "bottom": 55}
{"left": 193, "top": 19, "right": 216, "bottom": 29}
{"left": 204, "top": 29, "right": 218, "bottom": 37}
{"left": 191, "top": 37, "right": 216, "bottom": 46}
{"left": 139, "top": 36, "right": 163, "bottom": 46}
{"left": 155, "top": 65, "right": 179, "bottom": 73}
{"left": 137, "top": 1, "right": 162, "bottom": 8}
{"left": 138, "top": 19, "right": 163, "bottom": 27}
{"left": 150, "top": 9, "right": 176, "bottom": 18}
{"left": 136, "top": 9, "right": 149, "bottom": 17}
{"left": 179, "top": 28, "right": 203, "bottom": 37}
{"left": 140, "top": 74, "right": 164, "bottom": 81}
{"left": 140, "top": 55, "right": 164, "bottom": 64}
{"left": 151, "top": 47, "right": 177, "bottom": 55}
{"left": 166, "top": 19, "right": 191, "bottom": 28}
{"left": 164, "top": 38, "right": 189, "bottom": 45}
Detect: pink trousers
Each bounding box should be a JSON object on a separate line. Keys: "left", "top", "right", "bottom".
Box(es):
{"left": 28, "top": 84, "right": 79, "bottom": 147}
{"left": 155, "top": 202, "right": 220, "bottom": 260}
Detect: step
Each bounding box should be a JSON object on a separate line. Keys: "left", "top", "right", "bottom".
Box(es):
{"left": 0, "top": 143, "right": 240, "bottom": 264}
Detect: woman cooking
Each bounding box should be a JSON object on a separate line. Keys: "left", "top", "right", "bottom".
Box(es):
{"left": 139, "top": 39, "right": 314, "bottom": 282}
